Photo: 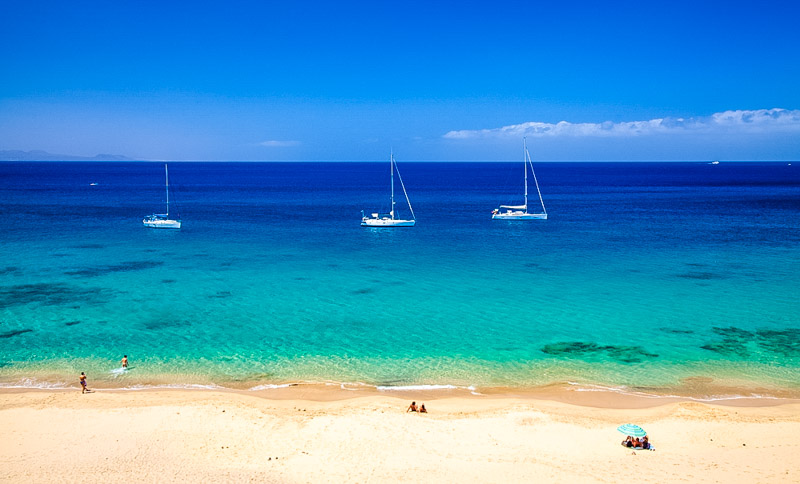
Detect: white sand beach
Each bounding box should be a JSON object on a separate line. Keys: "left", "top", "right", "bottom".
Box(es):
{"left": 1, "top": 388, "right": 798, "bottom": 483}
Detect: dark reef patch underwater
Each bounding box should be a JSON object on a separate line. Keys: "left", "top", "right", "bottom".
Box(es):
{"left": 64, "top": 261, "right": 164, "bottom": 278}
{"left": 142, "top": 316, "right": 193, "bottom": 330}
{"left": 0, "top": 283, "right": 108, "bottom": 308}
{"left": 71, "top": 243, "right": 105, "bottom": 249}
{"left": 700, "top": 326, "right": 755, "bottom": 357}
{"left": 676, "top": 271, "right": 727, "bottom": 280}
{"left": 700, "top": 326, "right": 800, "bottom": 358}
{"left": 541, "top": 342, "right": 659, "bottom": 363}
{"left": 755, "top": 329, "right": 800, "bottom": 357}
{"left": 0, "top": 329, "right": 33, "bottom": 339}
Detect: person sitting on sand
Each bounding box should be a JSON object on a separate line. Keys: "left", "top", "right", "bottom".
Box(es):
{"left": 420, "top": 403, "right": 427, "bottom": 413}
{"left": 621, "top": 436, "right": 632, "bottom": 447}
{"left": 633, "top": 438, "right": 642, "bottom": 448}
{"left": 407, "top": 401, "right": 418, "bottom": 412}
{"left": 121, "top": 355, "right": 128, "bottom": 369}
{"left": 641, "top": 436, "right": 650, "bottom": 450}
{"left": 80, "top": 372, "right": 90, "bottom": 394}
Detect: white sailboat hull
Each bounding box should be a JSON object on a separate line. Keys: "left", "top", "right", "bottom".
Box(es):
{"left": 492, "top": 211, "right": 547, "bottom": 220}
{"left": 361, "top": 218, "right": 416, "bottom": 227}
{"left": 143, "top": 164, "right": 181, "bottom": 229}
{"left": 492, "top": 138, "right": 547, "bottom": 221}
{"left": 361, "top": 152, "right": 416, "bottom": 228}
{"left": 143, "top": 217, "right": 181, "bottom": 229}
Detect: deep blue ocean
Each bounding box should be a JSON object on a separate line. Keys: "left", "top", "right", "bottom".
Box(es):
{"left": 1, "top": 161, "right": 798, "bottom": 397}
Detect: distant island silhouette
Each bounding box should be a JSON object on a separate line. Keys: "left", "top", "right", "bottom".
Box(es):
{"left": 0, "top": 150, "right": 135, "bottom": 161}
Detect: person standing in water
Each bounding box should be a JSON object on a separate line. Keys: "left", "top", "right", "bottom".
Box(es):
{"left": 80, "top": 372, "right": 90, "bottom": 393}
{"left": 121, "top": 355, "right": 128, "bottom": 369}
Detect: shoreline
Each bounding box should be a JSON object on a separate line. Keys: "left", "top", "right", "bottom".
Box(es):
{"left": 3, "top": 355, "right": 798, "bottom": 399}
{"left": 3, "top": 379, "right": 799, "bottom": 409}
{"left": 2, "top": 388, "right": 799, "bottom": 482}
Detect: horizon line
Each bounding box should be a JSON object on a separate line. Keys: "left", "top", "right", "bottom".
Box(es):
{"left": 1, "top": 159, "right": 796, "bottom": 163}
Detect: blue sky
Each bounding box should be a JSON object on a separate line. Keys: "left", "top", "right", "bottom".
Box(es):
{"left": 1, "top": 1, "right": 799, "bottom": 161}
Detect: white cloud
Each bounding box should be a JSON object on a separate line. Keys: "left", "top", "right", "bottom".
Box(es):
{"left": 443, "top": 108, "right": 800, "bottom": 140}
{"left": 258, "top": 140, "right": 300, "bottom": 147}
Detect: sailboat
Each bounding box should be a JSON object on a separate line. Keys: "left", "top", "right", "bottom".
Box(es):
{"left": 492, "top": 138, "right": 547, "bottom": 220}
{"left": 143, "top": 164, "right": 181, "bottom": 229}
{"left": 361, "top": 152, "right": 416, "bottom": 227}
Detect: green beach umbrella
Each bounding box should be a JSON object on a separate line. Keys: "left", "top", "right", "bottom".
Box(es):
{"left": 617, "top": 424, "right": 647, "bottom": 437}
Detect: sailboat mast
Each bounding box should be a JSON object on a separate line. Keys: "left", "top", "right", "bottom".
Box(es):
{"left": 393, "top": 156, "right": 416, "bottom": 221}
{"left": 164, "top": 164, "right": 169, "bottom": 216}
{"left": 523, "top": 138, "right": 528, "bottom": 213}
{"left": 528, "top": 145, "right": 547, "bottom": 215}
{"left": 390, "top": 151, "right": 395, "bottom": 220}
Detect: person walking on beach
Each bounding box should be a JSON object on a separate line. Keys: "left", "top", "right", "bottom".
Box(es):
{"left": 121, "top": 355, "right": 128, "bottom": 369}
{"left": 79, "top": 372, "right": 91, "bottom": 393}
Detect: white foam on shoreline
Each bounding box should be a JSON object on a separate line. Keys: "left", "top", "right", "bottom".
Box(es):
{"left": 248, "top": 383, "right": 296, "bottom": 391}
{"left": 565, "top": 381, "right": 781, "bottom": 402}
{"left": 339, "top": 382, "right": 370, "bottom": 391}
{"left": 685, "top": 394, "right": 781, "bottom": 402}
{"left": 0, "top": 377, "right": 787, "bottom": 401}
{"left": 115, "top": 383, "right": 225, "bottom": 391}
{"left": 0, "top": 378, "right": 73, "bottom": 390}
{"left": 376, "top": 384, "right": 460, "bottom": 392}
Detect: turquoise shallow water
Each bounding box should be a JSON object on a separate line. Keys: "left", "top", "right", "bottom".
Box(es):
{"left": 1, "top": 162, "right": 798, "bottom": 396}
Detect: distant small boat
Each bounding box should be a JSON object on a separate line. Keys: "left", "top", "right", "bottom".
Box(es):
{"left": 361, "top": 151, "right": 416, "bottom": 227}
{"left": 710, "top": 161, "right": 720, "bottom": 165}
{"left": 492, "top": 138, "right": 547, "bottom": 220}
{"left": 89, "top": 182, "right": 98, "bottom": 186}
{"left": 143, "top": 164, "right": 181, "bottom": 229}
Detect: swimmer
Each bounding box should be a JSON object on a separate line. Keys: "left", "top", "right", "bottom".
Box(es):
{"left": 80, "top": 372, "right": 91, "bottom": 394}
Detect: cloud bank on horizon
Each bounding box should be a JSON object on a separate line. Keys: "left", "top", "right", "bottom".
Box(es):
{"left": 443, "top": 109, "right": 800, "bottom": 140}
